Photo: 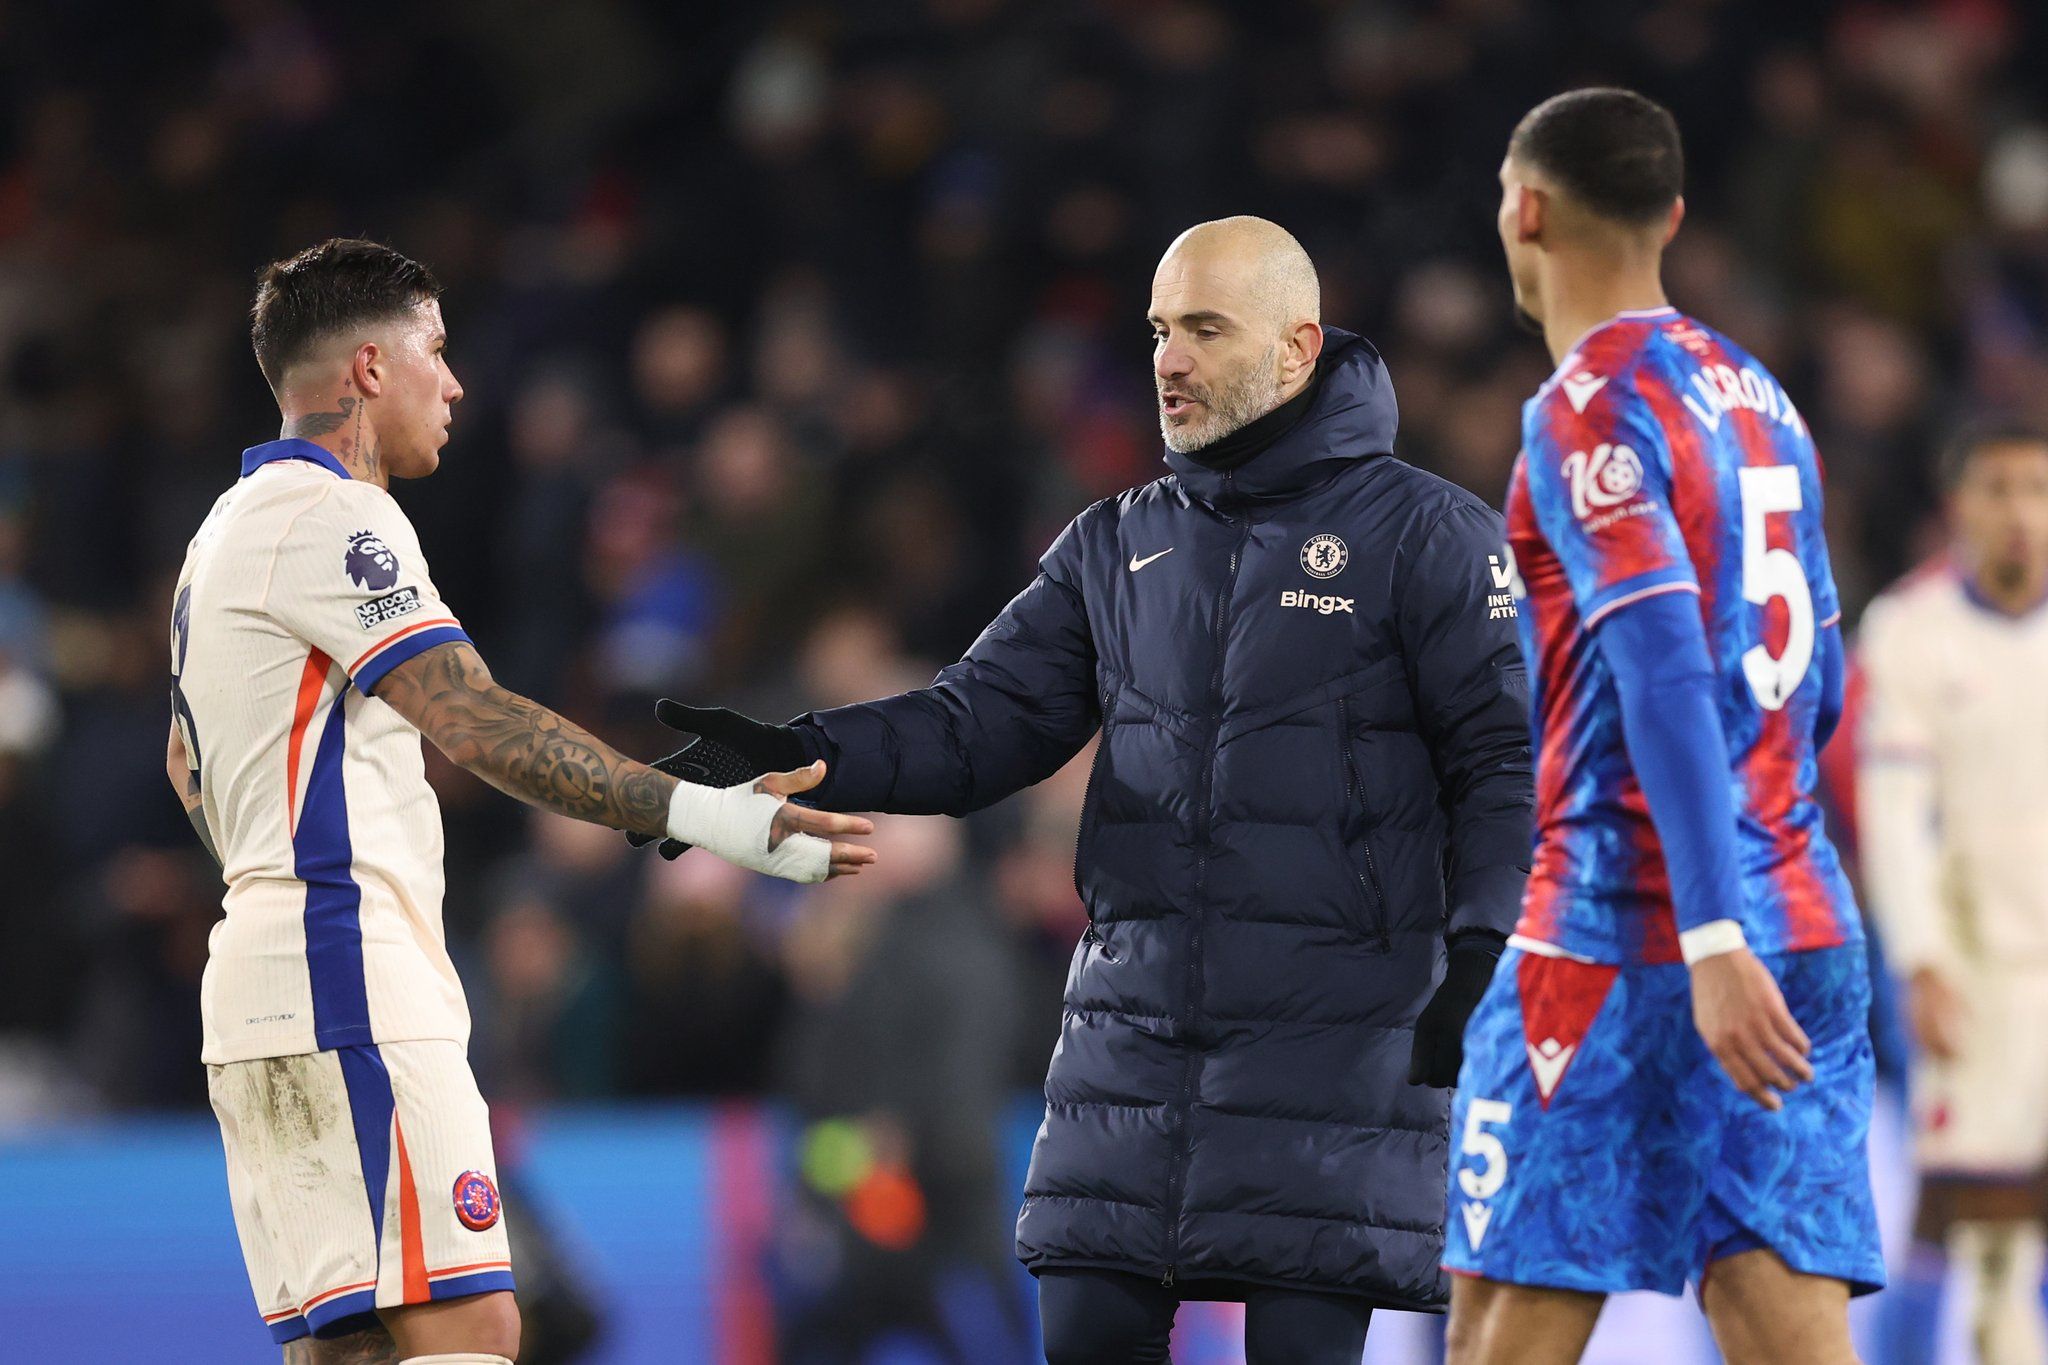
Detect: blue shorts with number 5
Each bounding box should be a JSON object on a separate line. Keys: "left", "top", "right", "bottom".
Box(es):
{"left": 1442, "top": 943, "right": 1883, "bottom": 1297}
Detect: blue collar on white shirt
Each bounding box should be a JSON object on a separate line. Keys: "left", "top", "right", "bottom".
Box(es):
{"left": 240, "top": 438, "right": 352, "bottom": 480}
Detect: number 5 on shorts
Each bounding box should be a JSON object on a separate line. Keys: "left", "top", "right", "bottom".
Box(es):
{"left": 1459, "top": 1098, "right": 1513, "bottom": 1200}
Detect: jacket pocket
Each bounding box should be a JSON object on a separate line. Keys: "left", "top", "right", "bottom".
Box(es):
{"left": 1336, "top": 697, "right": 1392, "bottom": 950}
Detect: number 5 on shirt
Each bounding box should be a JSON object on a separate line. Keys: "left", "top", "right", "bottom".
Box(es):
{"left": 1737, "top": 465, "right": 1814, "bottom": 711}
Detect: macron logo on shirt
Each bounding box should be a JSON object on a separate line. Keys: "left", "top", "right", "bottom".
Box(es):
{"left": 1560, "top": 371, "right": 1608, "bottom": 413}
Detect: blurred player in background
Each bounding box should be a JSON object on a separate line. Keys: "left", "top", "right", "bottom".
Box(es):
{"left": 1442, "top": 89, "right": 1881, "bottom": 1364}
{"left": 1860, "top": 425, "right": 2048, "bottom": 1365}
{"left": 167, "top": 239, "right": 875, "bottom": 1364}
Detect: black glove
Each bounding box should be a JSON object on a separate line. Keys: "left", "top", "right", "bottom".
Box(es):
{"left": 628, "top": 701, "right": 812, "bottom": 859}
{"left": 1406, "top": 931, "right": 1505, "bottom": 1088}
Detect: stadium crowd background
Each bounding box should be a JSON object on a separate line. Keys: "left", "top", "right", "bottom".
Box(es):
{"left": 2, "top": 0, "right": 2046, "bottom": 1358}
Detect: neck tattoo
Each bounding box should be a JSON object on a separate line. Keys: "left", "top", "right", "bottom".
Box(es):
{"left": 286, "top": 396, "right": 355, "bottom": 439}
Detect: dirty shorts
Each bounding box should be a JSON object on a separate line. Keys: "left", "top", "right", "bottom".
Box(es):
{"left": 207, "top": 1040, "right": 515, "bottom": 1342}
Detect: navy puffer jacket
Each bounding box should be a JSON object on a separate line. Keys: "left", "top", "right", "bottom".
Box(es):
{"left": 799, "top": 329, "right": 1533, "bottom": 1307}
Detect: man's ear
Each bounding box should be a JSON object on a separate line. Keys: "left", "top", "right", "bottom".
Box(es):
{"left": 1283, "top": 317, "right": 1324, "bottom": 385}
{"left": 1662, "top": 195, "right": 1686, "bottom": 247}
{"left": 350, "top": 343, "right": 383, "bottom": 399}
{"left": 1516, "top": 184, "right": 1546, "bottom": 244}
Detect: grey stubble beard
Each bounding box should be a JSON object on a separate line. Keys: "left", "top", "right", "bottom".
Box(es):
{"left": 1160, "top": 344, "right": 1283, "bottom": 454}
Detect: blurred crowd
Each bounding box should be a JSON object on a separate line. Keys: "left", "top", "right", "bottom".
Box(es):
{"left": 2, "top": 0, "right": 2046, "bottom": 1344}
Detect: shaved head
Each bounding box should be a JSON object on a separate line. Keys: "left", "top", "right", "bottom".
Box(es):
{"left": 1149, "top": 217, "right": 1324, "bottom": 453}
{"left": 1158, "top": 216, "right": 1321, "bottom": 330}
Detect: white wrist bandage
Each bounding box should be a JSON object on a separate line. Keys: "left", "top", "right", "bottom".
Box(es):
{"left": 666, "top": 778, "right": 831, "bottom": 883}
{"left": 399, "top": 1356, "right": 514, "bottom": 1364}
{"left": 1679, "top": 918, "right": 1749, "bottom": 966}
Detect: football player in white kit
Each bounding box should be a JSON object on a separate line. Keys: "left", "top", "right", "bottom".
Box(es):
{"left": 1860, "top": 425, "right": 2048, "bottom": 1365}
{"left": 167, "top": 238, "right": 877, "bottom": 1365}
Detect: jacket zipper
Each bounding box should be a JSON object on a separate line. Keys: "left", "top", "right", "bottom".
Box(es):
{"left": 1336, "top": 697, "right": 1393, "bottom": 951}
{"left": 1165, "top": 491, "right": 1249, "bottom": 1286}
{"left": 1072, "top": 684, "right": 1116, "bottom": 903}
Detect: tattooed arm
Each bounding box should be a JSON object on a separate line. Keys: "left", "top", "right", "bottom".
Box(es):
{"left": 166, "top": 720, "right": 220, "bottom": 865}
{"left": 373, "top": 642, "right": 875, "bottom": 875}
{"left": 372, "top": 640, "right": 676, "bottom": 834}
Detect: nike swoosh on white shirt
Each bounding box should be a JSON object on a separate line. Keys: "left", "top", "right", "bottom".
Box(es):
{"left": 1128, "top": 548, "right": 1174, "bottom": 572}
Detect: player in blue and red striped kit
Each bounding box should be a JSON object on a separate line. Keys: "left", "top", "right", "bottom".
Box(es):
{"left": 1443, "top": 90, "right": 1882, "bottom": 1365}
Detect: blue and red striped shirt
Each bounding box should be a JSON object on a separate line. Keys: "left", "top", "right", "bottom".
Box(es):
{"left": 1505, "top": 307, "right": 1861, "bottom": 965}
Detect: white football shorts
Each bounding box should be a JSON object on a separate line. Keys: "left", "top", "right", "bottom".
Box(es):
{"left": 1913, "top": 959, "right": 2048, "bottom": 1177}
{"left": 207, "top": 1039, "right": 514, "bottom": 1343}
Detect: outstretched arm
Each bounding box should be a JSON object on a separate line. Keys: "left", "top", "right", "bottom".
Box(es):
{"left": 630, "top": 511, "right": 1101, "bottom": 863}
{"left": 374, "top": 640, "right": 677, "bottom": 835}
{"left": 374, "top": 641, "right": 874, "bottom": 878}
{"left": 798, "top": 512, "right": 1101, "bottom": 815}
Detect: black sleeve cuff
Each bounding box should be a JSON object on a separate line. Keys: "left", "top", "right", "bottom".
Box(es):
{"left": 1446, "top": 927, "right": 1507, "bottom": 960}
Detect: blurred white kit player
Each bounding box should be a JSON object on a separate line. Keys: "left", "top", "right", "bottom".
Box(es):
{"left": 173, "top": 444, "right": 511, "bottom": 1343}
{"left": 1859, "top": 427, "right": 2048, "bottom": 1365}
{"left": 1863, "top": 567, "right": 2048, "bottom": 1171}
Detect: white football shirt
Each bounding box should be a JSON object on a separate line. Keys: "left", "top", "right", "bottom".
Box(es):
{"left": 172, "top": 440, "right": 474, "bottom": 1064}
{"left": 1858, "top": 565, "right": 2048, "bottom": 973}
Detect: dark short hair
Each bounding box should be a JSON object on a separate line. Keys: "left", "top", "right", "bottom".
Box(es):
{"left": 250, "top": 238, "right": 441, "bottom": 389}
{"left": 1509, "top": 88, "right": 1684, "bottom": 226}
{"left": 1938, "top": 420, "right": 2048, "bottom": 489}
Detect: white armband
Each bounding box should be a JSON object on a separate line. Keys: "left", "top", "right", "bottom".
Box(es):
{"left": 666, "top": 779, "right": 831, "bottom": 884}
{"left": 1679, "top": 918, "right": 1749, "bottom": 966}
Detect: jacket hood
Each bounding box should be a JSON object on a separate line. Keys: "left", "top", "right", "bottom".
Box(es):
{"left": 1163, "top": 325, "right": 1398, "bottom": 509}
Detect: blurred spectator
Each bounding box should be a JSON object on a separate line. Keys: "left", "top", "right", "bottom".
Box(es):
{"left": 620, "top": 851, "right": 790, "bottom": 1098}
{"left": 480, "top": 892, "right": 625, "bottom": 1103}
{"left": 990, "top": 745, "right": 1094, "bottom": 1087}
{"left": 691, "top": 405, "right": 833, "bottom": 671}
{"left": 587, "top": 465, "right": 721, "bottom": 695}
{"left": 632, "top": 304, "right": 732, "bottom": 450}
{"left": 773, "top": 815, "right": 1032, "bottom": 1364}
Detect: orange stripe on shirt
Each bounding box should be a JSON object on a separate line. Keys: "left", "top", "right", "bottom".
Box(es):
{"left": 285, "top": 649, "right": 334, "bottom": 835}
{"left": 393, "top": 1114, "right": 431, "bottom": 1304}
{"left": 347, "top": 617, "right": 459, "bottom": 677}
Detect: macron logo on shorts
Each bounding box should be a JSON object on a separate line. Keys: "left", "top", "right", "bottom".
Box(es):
{"left": 1516, "top": 953, "right": 1619, "bottom": 1108}
{"left": 1527, "top": 1038, "right": 1575, "bottom": 1102}
{"left": 1461, "top": 1201, "right": 1494, "bottom": 1250}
